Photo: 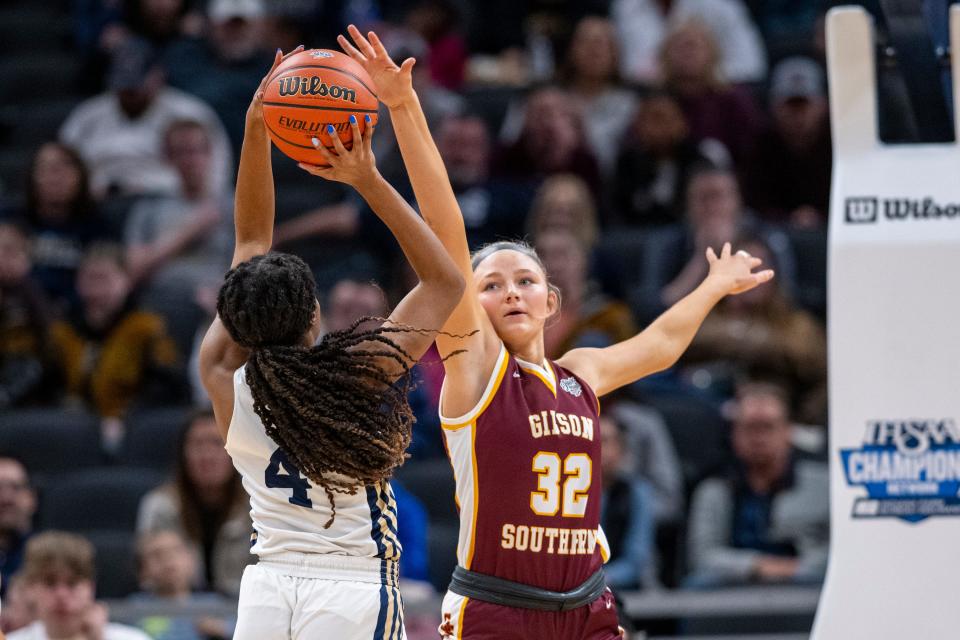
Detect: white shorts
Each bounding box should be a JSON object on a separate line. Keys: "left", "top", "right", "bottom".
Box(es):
{"left": 234, "top": 553, "right": 405, "bottom": 640}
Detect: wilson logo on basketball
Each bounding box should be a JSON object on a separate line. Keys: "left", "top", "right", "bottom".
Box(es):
{"left": 276, "top": 76, "right": 358, "bottom": 103}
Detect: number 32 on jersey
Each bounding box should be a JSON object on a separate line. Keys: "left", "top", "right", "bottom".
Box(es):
{"left": 530, "top": 451, "right": 591, "bottom": 517}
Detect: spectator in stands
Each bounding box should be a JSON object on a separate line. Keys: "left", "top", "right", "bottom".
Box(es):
{"left": 163, "top": 0, "right": 274, "bottom": 152}
{"left": 526, "top": 173, "right": 599, "bottom": 250}
{"left": 60, "top": 37, "right": 232, "bottom": 200}
{"left": 136, "top": 410, "right": 252, "bottom": 596}
{"left": 609, "top": 401, "right": 685, "bottom": 528}
{"left": 432, "top": 114, "right": 531, "bottom": 249}
{"left": 323, "top": 277, "right": 387, "bottom": 335}
{"left": 323, "top": 276, "right": 447, "bottom": 461}
{"left": 636, "top": 165, "right": 794, "bottom": 324}
{"left": 686, "top": 383, "right": 829, "bottom": 588}
{"left": 743, "top": 58, "right": 832, "bottom": 228}
{"left": 613, "top": 91, "right": 715, "bottom": 227}
{"left": 492, "top": 85, "right": 602, "bottom": 197}
{"left": 129, "top": 530, "right": 233, "bottom": 640}
{"left": 74, "top": 0, "right": 203, "bottom": 92}
{"left": 537, "top": 228, "right": 636, "bottom": 359}
{"left": 559, "top": 15, "right": 638, "bottom": 177}
{"left": 600, "top": 414, "right": 656, "bottom": 590}
{"left": 1, "top": 573, "right": 36, "bottom": 634}
{"left": 406, "top": 0, "right": 468, "bottom": 91}
{"left": 9, "top": 532, "right": 151, "bottom": 640}
{"left": 51, "top": 244, "right": 183, "bottom": 447}
{"left": 659, "top": 20, "right": 764, "bottom": 164}
{"left": 682, "top": 232, "right": 827, "bottom": 424}
{"left": 15, "top": 143, "right": 106, "bottom": 310}
{"left": 124, "top": 119, "right": 232, "bottom": 308}
{"left": 0, "top": 224, "right": 58, "bottom": 410}
{"left": 0, "top": 457, "right": 37, "bottom": 596}
{"left": 611, "top": 0, "right": 767, "bottom": 84}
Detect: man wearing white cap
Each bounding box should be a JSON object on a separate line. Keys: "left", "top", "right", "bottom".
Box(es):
{"left": 163, "top": 0, "right": 272, "bottom": 151}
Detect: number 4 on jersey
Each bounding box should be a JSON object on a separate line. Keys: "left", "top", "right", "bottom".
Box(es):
{"left": 265, "top": 448, "right": 313, "bottom": 508}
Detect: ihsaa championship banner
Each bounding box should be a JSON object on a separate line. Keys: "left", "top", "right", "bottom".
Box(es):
{"left": 812, "top": 7, "right": 960, "bottom": 639}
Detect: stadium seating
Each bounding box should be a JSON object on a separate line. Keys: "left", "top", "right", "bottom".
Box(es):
{"left": 121, "top": 406, "right": 193, "bottom": 471}
{"left": 0, "top": 408, "right": 102, "bottom": 474}
{"left": 637, "top": 393, "right": 729, "bottom": 488}
{"left": 40, "top": 466, "right": 165, "bottom": 531}
{"left": 85, "top": 529, "right": 141, "bottom": 599}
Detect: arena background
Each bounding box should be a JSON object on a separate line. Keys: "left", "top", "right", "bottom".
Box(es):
{"left": 0, "top": 0, "right": 955, "bottom": 638}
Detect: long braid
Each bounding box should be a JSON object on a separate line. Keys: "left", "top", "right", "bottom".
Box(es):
{"left": 245, "top": 320, "right": 418, "bottom": 527}
{"left": 217, "top": 253, "right": 432, "bottom": 528}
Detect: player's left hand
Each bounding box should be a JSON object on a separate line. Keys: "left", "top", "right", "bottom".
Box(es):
{"left": 705, "top": 242, "right": 775, "bottom": 296}
{"left": 247, "top": 45, "right": 305, "bottom": 121}
{"left": 338, "top": 24, "right": 416, "bottom": 109}
{"left": 298, "top": 114, "right": 377, "bottom": 186}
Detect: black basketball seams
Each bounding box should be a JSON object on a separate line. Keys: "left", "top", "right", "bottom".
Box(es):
{"left": 262, "top": 102, "right": 379, "bottom": 114}
{"left": 262, "top": 118, "right": 355, "bottom": 152}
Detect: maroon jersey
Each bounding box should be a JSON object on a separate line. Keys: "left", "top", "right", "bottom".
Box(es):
{"left": 440, "top": 344, "right": 610, "bottom": 593}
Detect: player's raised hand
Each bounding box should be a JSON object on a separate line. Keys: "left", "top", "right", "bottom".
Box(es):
{"left": 298, "top": 114, "right": 378, "bottom": 187}
{"left": 705, "top": 242, "right": 775, "bottom": 296}
{"left": 247, "top": 45, "right": 305, "bottom": 120}
{"left": 338, "top": 25, "right": 415, "bottom": 108}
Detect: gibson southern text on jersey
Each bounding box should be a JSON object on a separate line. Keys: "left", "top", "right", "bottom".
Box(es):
{"left": 500, "top": 524, "right": 600, "bottom": 555}
{"left": 528, "top": 411, "right": 595, "bottom": 440}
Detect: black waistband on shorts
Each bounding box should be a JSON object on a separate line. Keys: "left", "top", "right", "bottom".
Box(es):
{"left": 448, "top": 565, "right": 607, "bottom": 612}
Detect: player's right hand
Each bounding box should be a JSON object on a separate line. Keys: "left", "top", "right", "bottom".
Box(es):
{"left": 338, "top": 25, "right": 416, "bottom": 109}
{"left": 298, "top": 114, "right": 378, "bottom": 187}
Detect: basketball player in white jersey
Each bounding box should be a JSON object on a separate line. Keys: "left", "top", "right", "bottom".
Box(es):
{"left": 198, "top": 48, "right": 465, "bottom": 640}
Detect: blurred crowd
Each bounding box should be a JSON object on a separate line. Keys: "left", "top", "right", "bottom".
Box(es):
{"left": 0, "top": 0, "right": 863, "bottom": 636}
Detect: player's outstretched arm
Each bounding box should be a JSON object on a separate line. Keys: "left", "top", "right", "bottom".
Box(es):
{"left": 299, "top": 116, "right": 465, "bottom": 374}
{"left": 558, "top": 243, "right": 775, "bottom": 397}
{"left": 231, "top": 45, "right": 302, "bottom": 267}
{"left": 338, "top": 26, "right": 501, "bottom": 409}
{"left": 199, "top": 46, "right": 302, "bottom": 438}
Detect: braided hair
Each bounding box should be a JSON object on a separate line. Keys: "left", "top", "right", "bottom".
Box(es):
{"left": 217, "top": 252, "right": 417, "bottom": 527}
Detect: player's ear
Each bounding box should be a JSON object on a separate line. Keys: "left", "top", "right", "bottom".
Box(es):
{"left": 547, "top": 284, "right": 562, "bottom": 317}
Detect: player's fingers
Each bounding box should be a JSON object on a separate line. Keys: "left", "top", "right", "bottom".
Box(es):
{"left": 756, "top": 269, "right": 775, "bottom": 282}
{"left": 347, "top": 24, "right": 377, "bottom": 59}
{"left": 368, "top": 30, "right": 393, "bottom": 63}
{"left": 325, "top": 125, "right": 348, "bottom": 156}
{"left": 297, "top": 162, "right": 334, "bottom": 178}
{"left": 280, "top": 44, "right": 304, "bottom": 61}
{"left": 749, "top": 256, "right": 763, "bottom": 269}
{"left": 706, "top": 246, "right": 718, "bottom": 263}
{"left": 721, "top": 242, "right": 732, "bottom": 259}
{"left": 362, "top": 114, "right": 376, "bottom": 154}
{"left": 338, "top": 34, "right": 366, "bottom": 62}
{"left": 399, "top": 57, "right": 416, "bottom": 75}
{"left": 258, "top": 49, "right": 283, "bottom": 91}
{"left": 348, "top": 114, "right": 362, "bottom": 150}
{"left": 311, "top": 137, "right": 337, "bottom": 165}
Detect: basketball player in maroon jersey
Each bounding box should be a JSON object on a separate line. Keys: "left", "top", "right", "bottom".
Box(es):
{"left": 339, "top": 26, "right": 774, "bottom": 640}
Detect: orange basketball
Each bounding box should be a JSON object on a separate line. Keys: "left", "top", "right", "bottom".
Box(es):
{"left": 262, "top": 49, "right": 379, "bottom": 165}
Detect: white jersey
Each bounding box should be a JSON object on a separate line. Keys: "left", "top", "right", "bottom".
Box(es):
{"left": 225, "top": 366, "right": 401, "bottom": 561}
